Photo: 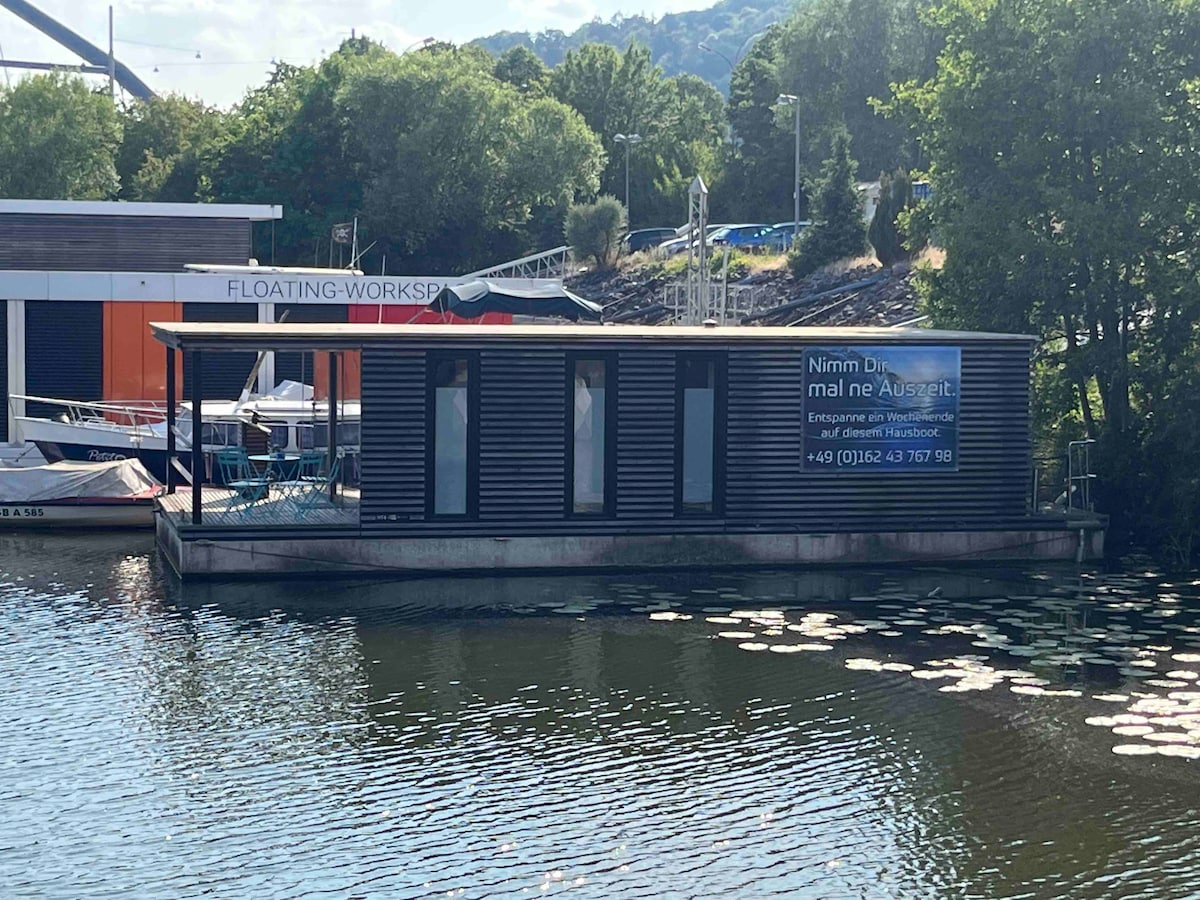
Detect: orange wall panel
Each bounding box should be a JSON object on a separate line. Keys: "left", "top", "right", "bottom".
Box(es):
{"left": 103, "top": 301, "right": 182, "bottom": 402}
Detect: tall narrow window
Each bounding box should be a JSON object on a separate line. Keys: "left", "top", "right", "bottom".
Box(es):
{"left": 678, "top": 356, "right": 719, "bottom": 513}
{"left": 431, "top": 357, "right": 470, "bottom": 515}
{"left": 571, "top": 358, "right": 609, "bottom": 514}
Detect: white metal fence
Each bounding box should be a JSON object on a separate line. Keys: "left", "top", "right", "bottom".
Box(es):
{"left": 661, "top": 282, "right": 772, "bottom": 325}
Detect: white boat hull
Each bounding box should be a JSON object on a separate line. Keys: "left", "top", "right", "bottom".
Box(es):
{"left": 0, "top": 500, "right": 155, "bottom": 529}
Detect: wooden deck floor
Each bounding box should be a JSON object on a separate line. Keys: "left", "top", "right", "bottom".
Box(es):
{"left": 158, "top": 486, "right": 359, "bottom": 528}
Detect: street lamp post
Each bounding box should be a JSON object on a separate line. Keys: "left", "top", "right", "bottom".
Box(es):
{"left": 697, "top": 41, "right": 734, "bottom": 71}
{"left": 776, "top": 94, "right": 801, "bottom": 243}
{"left": 613, "top": 133, "right": 642, "bottom": 224}
{"left": 698, "top": 31, "right": 766, "bottom": 72}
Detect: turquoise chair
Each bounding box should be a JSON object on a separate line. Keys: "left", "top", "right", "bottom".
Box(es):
{"left": 293, "top": 451, "right": 344, "bottom": 517}
{"left": 213, "top": 448, "right": 271, "bottom": 517}
{"left": 295, "top": 450, "right": 326, "bottom": 483}
{"left": 273, "top": 450, "right": 324, "bottom": 504}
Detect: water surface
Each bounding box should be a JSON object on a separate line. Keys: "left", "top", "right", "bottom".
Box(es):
{"left": 2, "top": 533, "right": 1199, "bottom": 897}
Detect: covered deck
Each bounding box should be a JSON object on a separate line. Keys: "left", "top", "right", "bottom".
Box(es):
{"left": 155, "top": 321, "right": 363, "bottom": 534}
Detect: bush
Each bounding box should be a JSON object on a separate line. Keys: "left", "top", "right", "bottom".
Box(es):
{"left": 711, "top": 249, "right": 752, "bottom": 281}
{"left": 565, "top": 196, "right": 626, "bottom": 269}
{"left": 788, "top": 130, "right": 867, "bottom": 279}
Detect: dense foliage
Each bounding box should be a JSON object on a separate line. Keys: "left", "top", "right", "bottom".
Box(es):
{"left": 0, "top": 72, "right": 121, "bottom": 199}
{"left": 475, "top": 0, "right": 791, "bottom": 94}
{"left": 549, "top": 43, "right": 726, "bottom": 228}
{"left": 892, "top": 0, "right": 1200, "bottom": 563}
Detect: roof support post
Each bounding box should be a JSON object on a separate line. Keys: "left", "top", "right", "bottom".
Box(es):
{"left": 165, "top": 346, "right": 176, "bottom": 493}
{"left": 190, "top": 349, "right": 203, "bottom": 525}
{"left": 328, "top": 351, "right": 339, "bottom": 500}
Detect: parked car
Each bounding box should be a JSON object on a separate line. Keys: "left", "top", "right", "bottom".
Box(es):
{"left": 709, "top": 224, "right": 790, "bottom": 253}
{"left": 622, "top": 227, "right": 677, "bottom": 254}
{"left": 657, "top": 224, "right": 730, "bottom": 257}
{"left": 773, "top": 221, "right": 813, "bottom": 239}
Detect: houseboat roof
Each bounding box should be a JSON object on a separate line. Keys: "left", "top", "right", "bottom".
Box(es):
{"left": 0, "top": 199, "right": 282, "bottom": 220}
{"left": 149, "top": 322, "right": 1038, "bottom": 351}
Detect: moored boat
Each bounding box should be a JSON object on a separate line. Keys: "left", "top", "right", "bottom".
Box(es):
{"left": 0, "top": 458, "right": 161, "bottom": 528}
{"left": 11, "top": 381, "right": 361, "bottom": 484}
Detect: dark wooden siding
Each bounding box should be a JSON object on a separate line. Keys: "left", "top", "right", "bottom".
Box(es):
{"left": 0, "top": 301, "right": 6, "bottom": 441}
{"left": 350, "top": 335, "right": 1033, "bottom": 538}
{"left": 724, "top": 345, "right": 1029, "bottom": 530}
{"left": 0, "top": 215, "right": 250, "bottom": 272}
{"left": 617, "top": 350, "right": 676, "bottom": 522}
{"left": 24, "top": 301, "right": 102, "bottom": 417}
{"left": 479, "top": 349, "right": 566, "bottom": 523}
{"left": 360, "top": 349, "right": 425, "bottom": 533}
{"left": 182, "top": 303, "right": 258, "bottom": 400}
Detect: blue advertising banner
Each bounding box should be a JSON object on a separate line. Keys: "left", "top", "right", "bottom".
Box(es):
{"left": 802, "top": 346, "right": 960, "bottom": 472}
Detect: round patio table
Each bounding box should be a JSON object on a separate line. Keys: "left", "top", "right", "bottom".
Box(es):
{"left": 249, "top": 453, "right": 300, "bottom": 481}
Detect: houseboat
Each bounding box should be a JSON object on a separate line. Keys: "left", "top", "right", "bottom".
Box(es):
{"left": 150, "top": 321, "right": 1106, "bottom": 578}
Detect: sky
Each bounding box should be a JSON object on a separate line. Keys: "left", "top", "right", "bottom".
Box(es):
{"left": 0, "top": 0, "right": 711, "bottom": 107}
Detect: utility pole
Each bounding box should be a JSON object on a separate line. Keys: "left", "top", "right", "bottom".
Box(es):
{"left": 613, "top": 133, "right": 642, "bottom": 226}
{"left": 107, "top": 6, "right": 114, "bottom": 99}
{"left": 685, "top": 176, "right": 709, "bottom": 325}
{"left": 777, "top": 94, "right": 802, "bottom": 242}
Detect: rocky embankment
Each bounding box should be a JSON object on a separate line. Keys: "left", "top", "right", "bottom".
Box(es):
{"left": 568, "top": 261, "right": 923, "bottom": 328}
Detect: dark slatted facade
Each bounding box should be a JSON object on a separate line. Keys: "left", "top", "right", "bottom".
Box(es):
{"left": 359, "top": 349, "right": 425, "bottom": 532}
{"left": 0, "top": 300, "right": 6, "bottom": 441}
{"left": 273, "top": 304, "right": 348, "bottom": 385}
{"left": 0, "top": 215, "right": 250, "bottom": 271}
{"left": 353, "top": 333, "right": 1033, "bottom": 538}
{"left": 182, "top": 303, "right": 258, "bottom": 400}
{"left": 616, "top": 350, "right": 677, "bottom": 523}
{"left": 24, "top": 301, "right": 103, "bottom": 418}
{"left": 479, "top": 350, "right": 567, "bottom": 524}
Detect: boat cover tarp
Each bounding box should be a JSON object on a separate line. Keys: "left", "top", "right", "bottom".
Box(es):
{"left": 430, "top": 280, "right": 603, "bottom": 321}
{"left": 0, "top": 459, "right": 159, "bottom": 502}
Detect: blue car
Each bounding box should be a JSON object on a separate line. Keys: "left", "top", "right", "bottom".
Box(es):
{"left": 709, "top": 224, "right": 790, "bottom": 253}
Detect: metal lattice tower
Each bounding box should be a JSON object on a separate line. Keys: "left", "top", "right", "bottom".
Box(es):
{"left": 684, "top": 176, "right": 709, "bottom": 325}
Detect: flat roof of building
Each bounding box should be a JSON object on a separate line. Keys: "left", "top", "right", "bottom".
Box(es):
{"left": 0, "top": 200, "right": 282, "bottom": 220}
{"left": 150, "top": 321, "right": 1038, "bottom": 351}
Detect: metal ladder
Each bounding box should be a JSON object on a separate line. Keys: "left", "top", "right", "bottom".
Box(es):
{"left": 1066, "top": 439, "right": 1097, "bottom": 513}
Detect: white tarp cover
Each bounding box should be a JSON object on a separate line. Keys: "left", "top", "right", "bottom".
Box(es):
{"left": 0, "top": 459, "right": 159, "bottom": 503}
{"left": 266, "top": 380, "right": 314, "bottom": 401}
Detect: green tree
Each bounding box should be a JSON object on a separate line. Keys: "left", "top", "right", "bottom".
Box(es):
{"left": 337, "top": 43, "right": 603, "bottom": 273}
{"left": 788, "top": 130, "right": 867, "bottom": 277}
{"left": 867, "top": 167, "right": 914, "bottom": 267}
{"left": 718, "top": 25, "right": 794, "bottom": 222}
{"left": 550, "top": 42, "right": 725, "bottom": 226}
{"left": 494, "top": 45, "right": 551, "bottom": 96}
{"left": 117, "top": 94, "right": 224, "bottom": 201}
{"left": 771, "top": 0, "right": 936, "bottom": 181}
{"left": 565, "top": 196, "right": 626, "bottom": 268}
{"left": 892, "top": 0, "right": 1200, "bottom": 559}
{"left": 550, "top": 43, "right": 666, "bottom": 199}
{"left": 203, "top": 39, "right": 388, "bottom": 265}
{"left": 0, "top": 73, "right": 121, "bottom": 199}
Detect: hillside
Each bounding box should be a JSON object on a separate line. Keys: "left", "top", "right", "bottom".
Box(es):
{"left": 473, "top": 0, "right": 794, "bottom": 93}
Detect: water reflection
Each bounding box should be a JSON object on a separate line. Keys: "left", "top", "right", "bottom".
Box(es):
{"left": 2, "top": 536, "right": 1200, "bottom": 897}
